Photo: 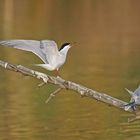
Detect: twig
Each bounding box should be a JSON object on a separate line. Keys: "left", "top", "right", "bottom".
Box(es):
{"left": 38, "top": 82, "right": 46, "bottom": 88}
{"left": 0, "top": 60, "right": 135, "bottom": 113}
{"left": 45, "top": 88, "right": 62, "bottom": 104}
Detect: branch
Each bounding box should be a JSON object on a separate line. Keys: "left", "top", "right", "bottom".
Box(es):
{"left": 45, "top": 88, "right": 62, "bottom": 103}
{"left": 0, "top": 60, "right": 135, "bottom": 113}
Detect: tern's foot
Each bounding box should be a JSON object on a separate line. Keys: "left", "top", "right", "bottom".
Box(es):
{"left": 35, "top": 71, "right": 49, "bottom": 83}
{"left": 123, "top": 102, "right": 137, "bottom": 111}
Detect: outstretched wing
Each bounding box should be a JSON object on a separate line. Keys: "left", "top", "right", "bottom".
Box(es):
{"left": 125, "top": 88, "right": 134, "bottom": 96}
{"left": 0, "top": 40, "right": 52, "bottom": 63}
{"left": 133, "top": 86, "right": 140, "bottom": 104}
{"left": 40, "top": 40, "right": 59, "bottom": 64}
{"left": 134, "top": 85, "right": 140, "bottom": 96}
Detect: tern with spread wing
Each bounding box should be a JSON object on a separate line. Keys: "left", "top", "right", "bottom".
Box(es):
{"left": 0, "top": 40, "right": 72, "bottom": 75}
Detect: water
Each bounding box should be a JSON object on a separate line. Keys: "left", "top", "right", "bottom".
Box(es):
{"left": 0, "top": 0, "right": 140, "bottom": 140}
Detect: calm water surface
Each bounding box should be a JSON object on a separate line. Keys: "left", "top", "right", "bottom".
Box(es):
{"left": 0, "top": 0, "right": 140, "bottom": 140}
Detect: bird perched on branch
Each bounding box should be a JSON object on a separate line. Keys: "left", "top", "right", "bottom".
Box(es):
{"left": 0, "top": 40, "right": 72, "bottom": 75}
{"left": 124, "top": 86, "right": 140, "bottom": 111}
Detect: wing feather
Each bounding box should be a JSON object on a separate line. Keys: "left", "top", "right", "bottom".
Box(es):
{"left": 0, "top": 40, "right": 52, "bottom": 63}
{"left": 40, "top": 40, "right": 59, "bottom": 63}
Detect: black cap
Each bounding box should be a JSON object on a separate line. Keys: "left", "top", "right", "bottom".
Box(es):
{"left": 59, "top": 43, "right": 70, "bottom": 51}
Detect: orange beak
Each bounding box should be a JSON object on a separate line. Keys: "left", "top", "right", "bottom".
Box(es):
{"left": 70, "top": 42, "right": 77, "bottom": 47}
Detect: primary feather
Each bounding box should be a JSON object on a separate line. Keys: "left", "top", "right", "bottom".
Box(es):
{"left": 0, "top": 40, "right": 58, "bottom": 64}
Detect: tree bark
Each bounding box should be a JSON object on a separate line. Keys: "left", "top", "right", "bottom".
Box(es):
{"left": 0, "top": 60, "right": 134, "bottom": 113}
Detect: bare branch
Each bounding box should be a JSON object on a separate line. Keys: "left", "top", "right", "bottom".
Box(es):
{"left": 38, "top": 82, "right": 46, "bottom": 88}
{"left": 45, "top": 88, "right": 62, "bottom": 104}
{"left": 0, "top": 60, "right": 134, "bottom": 113}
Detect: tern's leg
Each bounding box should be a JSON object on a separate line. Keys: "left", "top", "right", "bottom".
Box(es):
{"left": 123, "top": 101, "right": 136, "bottom": 111}
{"left": 54, "top": 69, "right": 60, "bottom": 77}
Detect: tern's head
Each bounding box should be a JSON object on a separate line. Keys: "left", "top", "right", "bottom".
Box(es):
{"left": 59, "top": 42, "right": 72, "bottom": 56}
{"left": 59, "top": 43, "right": 71, "bottom": 51}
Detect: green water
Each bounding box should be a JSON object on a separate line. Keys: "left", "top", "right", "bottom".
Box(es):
{"left": 0, "top": 0, "right": 140, "bottom": 140}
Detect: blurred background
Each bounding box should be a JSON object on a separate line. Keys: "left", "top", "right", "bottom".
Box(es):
{"left": 0, "top": 0, "right": 140, "bottom": 140}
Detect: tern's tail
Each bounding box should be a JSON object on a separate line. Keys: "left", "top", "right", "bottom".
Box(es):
{"left": 34, "top": 64, "right": 47, "bottom": 69}
{"left": 33, "top": 64, "right": 45, "bottom": 68}
{"left": 34, "top": 64, "right": 45, "bottom": 67}
{"left": 33, "top": 64, "right": 53, "bottom": 71}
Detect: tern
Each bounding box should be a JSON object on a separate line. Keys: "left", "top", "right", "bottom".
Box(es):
{"left": 124, "top": 85, "right": 140, "bottom": 111}
{"left": 0, "top": 40, "right": 72, "bottom": 75}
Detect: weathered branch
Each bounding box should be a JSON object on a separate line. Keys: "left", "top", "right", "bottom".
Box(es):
{"left": 0, "top": 60, "right": 134, "bottom": 113}
{"left": 45, "top": 88, "right": 62, "bottom": 103}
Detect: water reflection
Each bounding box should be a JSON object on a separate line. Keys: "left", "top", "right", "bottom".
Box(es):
{"left": 0, "top": 0, "right": 140, "bottom": 140}
{"left": 120, "top": 113, "right": 140, "bottom": 138}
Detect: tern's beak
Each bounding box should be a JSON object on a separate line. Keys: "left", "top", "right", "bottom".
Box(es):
{"left": 70, "top": 42, "right": 77, "bottom": 47}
